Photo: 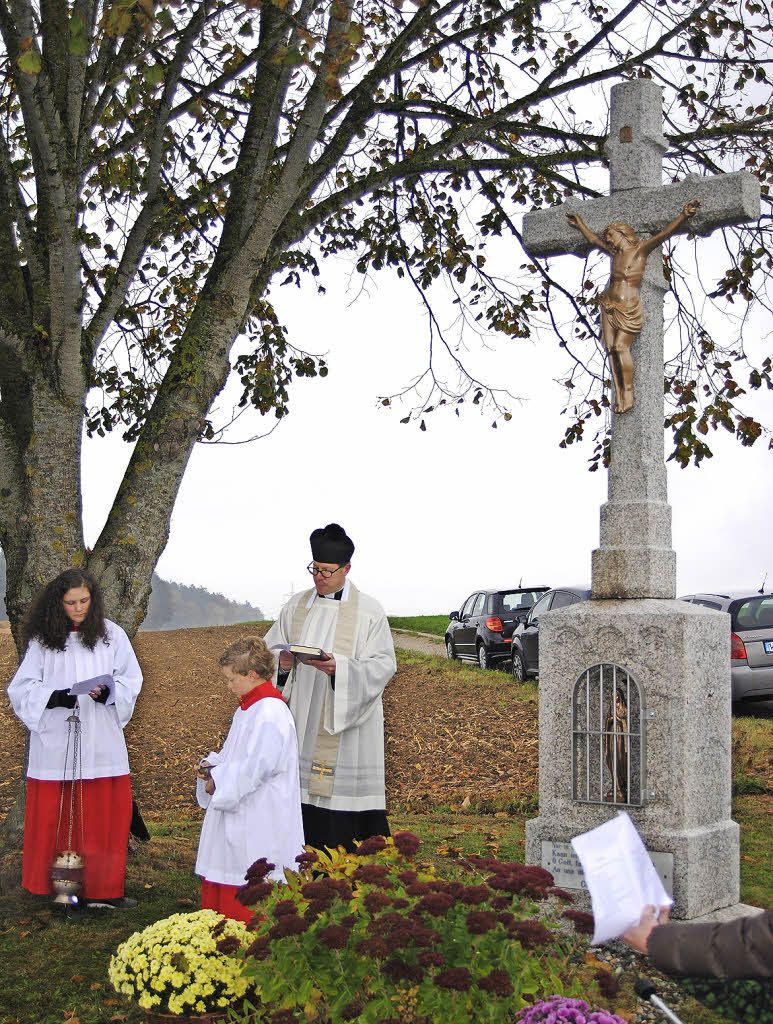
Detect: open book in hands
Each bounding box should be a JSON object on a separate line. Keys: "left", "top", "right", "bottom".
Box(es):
{"left": 271, "top": 643, "right": 331, "bottom": 665}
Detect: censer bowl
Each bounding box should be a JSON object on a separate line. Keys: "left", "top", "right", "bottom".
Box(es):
{"left": 51, "top": 850, "right": 84, "bottom": 904}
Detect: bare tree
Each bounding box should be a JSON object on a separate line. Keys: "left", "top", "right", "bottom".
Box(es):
{"left": 0, "top": 0, "right": 771, "bottom": 649}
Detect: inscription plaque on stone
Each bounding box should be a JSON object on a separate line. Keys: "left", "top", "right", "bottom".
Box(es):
{"left": 541, "top": 840, "right": 674, "bottom": 896}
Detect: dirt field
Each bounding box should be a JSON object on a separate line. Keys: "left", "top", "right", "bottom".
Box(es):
{"left": 0, "top": 624, "right": 538, "bottom": 822}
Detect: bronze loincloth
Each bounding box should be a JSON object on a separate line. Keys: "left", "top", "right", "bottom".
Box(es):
{"left": 598, "top": 293, "right": 643, "bottom": 334}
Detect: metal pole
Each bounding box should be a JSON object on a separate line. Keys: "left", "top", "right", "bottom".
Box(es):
{"left": 634, "top": 977, "right": 687, "bottom": 1024}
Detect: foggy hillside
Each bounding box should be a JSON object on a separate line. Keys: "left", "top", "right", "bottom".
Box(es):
{"left": 0, "top": 554, "right": 263, "bottom": 631}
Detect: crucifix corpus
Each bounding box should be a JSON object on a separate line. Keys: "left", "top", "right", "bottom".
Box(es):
{"left": 523, "top": 78, "right": 759, "bottom": 420}
{"left": 522, "top": 79, "right": 761, "bottom": 920}
{"left": 523, "top": 78, "right": 760, "bottom": 602}
{"left": 566, "top": 199, "right": 699, "bottom": 414}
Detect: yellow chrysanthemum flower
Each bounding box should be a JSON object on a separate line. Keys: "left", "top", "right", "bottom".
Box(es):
{"left": 109, "top": 910, "right": 249, "bottom": 1015}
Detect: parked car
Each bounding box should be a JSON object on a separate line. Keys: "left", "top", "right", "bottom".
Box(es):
{"left": 678, "top": 591, "right": 773, "bottom": 703}
{"left": 510, "top": 586, "right": 591, "bottom": 681}
{"left": 445, "top": 587, "right": 549, "bottom": 669}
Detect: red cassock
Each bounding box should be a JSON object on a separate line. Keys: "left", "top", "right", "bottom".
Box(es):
{"left": 7, "top": 621, "right": 143, "bottom": 901}
{"left": 23, "top": 776, "right": 132, "bottom": 898}
{"left": 200, "top": 878, "right": 254, "bottom": 924}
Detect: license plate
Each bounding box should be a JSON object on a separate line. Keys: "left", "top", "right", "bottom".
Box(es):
{"left": 765, "top": 641, "right": 773, "bottom": 655}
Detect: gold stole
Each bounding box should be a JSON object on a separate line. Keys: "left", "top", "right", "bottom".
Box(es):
{"left": 290, "top": 583, "right": 360, "bottom": 798}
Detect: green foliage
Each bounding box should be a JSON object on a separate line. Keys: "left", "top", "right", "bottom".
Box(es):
{"left": 681, "top": 978, "right": 773, "bottom": 1023}
{"left": 236, "top": 835, "right": 595, "bottom": 1024}
{"left": 732, "top": 774, "right": 768, "bottom": 796}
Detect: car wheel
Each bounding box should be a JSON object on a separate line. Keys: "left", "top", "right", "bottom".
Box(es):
{"left": 446, "top": 638, "right": 456, "bottom": 660}
{"left": 477, "top": 643, "right": 489, "bottom": 670}
{"left": 511, "top": 651, "right": 525, "bottom": 682}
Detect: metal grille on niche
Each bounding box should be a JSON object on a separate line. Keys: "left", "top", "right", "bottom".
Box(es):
{"left": 572, "top": 663, "right": 647, "bottom": 806}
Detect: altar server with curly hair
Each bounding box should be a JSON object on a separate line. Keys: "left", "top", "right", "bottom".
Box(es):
{"left": 8, "top": 568, "right": 143, "bottom": 919}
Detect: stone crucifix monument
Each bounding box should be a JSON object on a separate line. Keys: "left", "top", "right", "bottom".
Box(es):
{"left": 522, "top": 79, "right": 760, "bottom": 919}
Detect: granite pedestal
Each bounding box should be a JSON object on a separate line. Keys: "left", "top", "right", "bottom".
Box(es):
{"left": 524, "top": 598, "right": 738, "bottom": 919}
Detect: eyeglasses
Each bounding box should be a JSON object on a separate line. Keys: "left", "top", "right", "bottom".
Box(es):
{"left": 307, "top": 562, "right": 344, "bottom": 579}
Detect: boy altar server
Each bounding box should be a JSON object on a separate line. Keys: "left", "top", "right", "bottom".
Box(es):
{"left": 264, "top": 523, "right": 397, "bottom": 852}
{"left": 195, "top": 637, "right": 304, "bottom": 922}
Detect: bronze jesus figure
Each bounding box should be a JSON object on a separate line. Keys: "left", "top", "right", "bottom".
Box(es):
{"left": 567, "top": 200, "right": 700, "bottom": 413}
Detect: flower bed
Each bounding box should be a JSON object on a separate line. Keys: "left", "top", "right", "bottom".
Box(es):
{"left": 231, "top": 832, "right": 622, "bottom": 1024}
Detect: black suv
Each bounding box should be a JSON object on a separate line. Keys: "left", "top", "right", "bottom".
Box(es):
{"left": 446, "top": 587, "right": 549, "bottom": 669}
{"left": 510, "top": 586, "right": 591, "bottom": 681}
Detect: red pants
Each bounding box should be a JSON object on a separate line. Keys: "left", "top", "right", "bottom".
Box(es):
{"left": 23, "top": 776, "right": 132, "bottom": 898}
{"left": 201, "top": 879, "right": 255, "bottom": 923}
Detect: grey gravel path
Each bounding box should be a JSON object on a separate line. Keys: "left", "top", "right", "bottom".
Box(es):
{"left": 391, "top": 630, "right": 446, "bottom": 657}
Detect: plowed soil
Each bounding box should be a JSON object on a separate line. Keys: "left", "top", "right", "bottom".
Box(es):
{"left": 0, "top": 625, "right": 538, "bottom": 822}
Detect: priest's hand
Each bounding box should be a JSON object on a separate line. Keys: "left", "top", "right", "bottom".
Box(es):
{"left": 308, "top": 652, "right": 335, "bottom": 676}
{"left": 90, "top": 683, "right": 109, "bottom": 703}
{"left": 622, "top": 904, "right": 671, "bottom": 953}
{"left": 278, "top": 650, "right": 294, "bottom": 672}
{"left": 205, "top": 778, "right": 215, "bottom": 795}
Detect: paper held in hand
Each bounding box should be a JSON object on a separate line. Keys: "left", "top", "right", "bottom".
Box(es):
{"left": 271, "top": 643, "right": 329, "bottom": 664}
{"left": 570, "top": 811, "right": 673, "bottom": 945}
{"left": 68, "top": 673, "right": 114, "bottom": 701}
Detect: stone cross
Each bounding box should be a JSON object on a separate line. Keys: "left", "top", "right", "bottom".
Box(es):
{"left": 522, "top": 79, "right": 760, "bottom": 601}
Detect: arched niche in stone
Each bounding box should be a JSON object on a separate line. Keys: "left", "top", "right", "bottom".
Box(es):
{"left": 572, "top": 663, "right": 647, "bottom": 806}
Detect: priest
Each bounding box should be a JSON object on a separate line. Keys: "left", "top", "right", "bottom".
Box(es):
{"left": 264, "top": 523, "right": 396, "bottom": 852}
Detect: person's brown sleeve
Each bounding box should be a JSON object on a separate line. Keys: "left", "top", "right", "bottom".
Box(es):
{"left": 647, "top": 908, "right": 773, "bottom": 978}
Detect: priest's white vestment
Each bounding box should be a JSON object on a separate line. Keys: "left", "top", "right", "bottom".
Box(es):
{"left": 263, "top": 579, "right": 396, "bottom": 813}
{"left": 195, "top": 690, "right": 304, "bottom": 886}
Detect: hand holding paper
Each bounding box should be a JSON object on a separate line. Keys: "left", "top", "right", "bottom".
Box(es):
{"left": 571, "top": 812, "right": 673, "bottom": 944}
{"left": 622, "top": 903, "right": 672, "bottom": 953}
{"left": 69, "top": 673, "right": 114, "bottom": 703}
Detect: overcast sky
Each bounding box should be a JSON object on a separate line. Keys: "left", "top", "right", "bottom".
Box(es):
{"left": 81, "top": 227, "right": 773, "bottom": 621}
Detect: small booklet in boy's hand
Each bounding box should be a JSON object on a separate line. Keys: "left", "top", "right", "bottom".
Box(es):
{"left": 69, "top": 673, "right": 114, "bottom": 701}
{"left": 270, "top": 643, "right": 330, "bottom": 665}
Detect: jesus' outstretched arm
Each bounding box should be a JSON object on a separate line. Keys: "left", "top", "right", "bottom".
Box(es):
{"left": 640, "top": 200, "right": 700, "bottom": 255}
{"left": 566, "top": 212, "right": 612, "bottom": 254}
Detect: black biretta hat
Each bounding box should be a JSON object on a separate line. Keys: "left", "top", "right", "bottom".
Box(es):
{"left": 309, "top": 523, "right": 354, "bottom": 564}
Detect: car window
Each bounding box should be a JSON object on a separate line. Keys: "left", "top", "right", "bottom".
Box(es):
{"left": 471, "top": 593, "right": 486, "bottom": 617}
{"left": 550, "top": 590, "right": 579, "bottom": 610}
{"left": 501, "top": 592, "right": 537, "bottom": 612}
{"left": 730, "top": 596, "right": 773, "bottom": 631}
{"left": 693, "top": 598, "right": 723, "bottom": 611}
{"left": 460, "top": 595, "right": 476, "bottom": 618}
{"left": 529, "top": 593, "right": 553, "bottom": 621}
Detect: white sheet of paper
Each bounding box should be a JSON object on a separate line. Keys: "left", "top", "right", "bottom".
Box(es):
{"left": 570, "top": 811, "right": 673, "bottom": 944}
{"left": 69, "top": 673, "right": 114, "bottom": 702}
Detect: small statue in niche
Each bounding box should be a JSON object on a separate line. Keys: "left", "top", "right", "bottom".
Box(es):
{"left": 604, "top": 686, "right": 630, "bottom": 803}
{"left": 566, "top": 200, "right": 700, "bottom": 413}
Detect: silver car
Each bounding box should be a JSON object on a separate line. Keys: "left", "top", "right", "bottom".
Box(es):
{"left": 679, "top": 591, "right": 773, "bottom": 702}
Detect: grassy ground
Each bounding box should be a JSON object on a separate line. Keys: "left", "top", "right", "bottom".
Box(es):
{"left": 1, "top": 793, "right": 771, "bottom": 1024}
{"left": 1, "top": 640, "right": 770, "bottom": 1024}
{"left": 388, "top": 615, "right": 449, "bottom": 636}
